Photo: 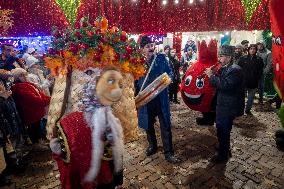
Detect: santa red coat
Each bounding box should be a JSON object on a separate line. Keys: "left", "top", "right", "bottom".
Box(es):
{"left": 54, "top": 111, "right": 123, "bottom": 189}
{"left": 11, "top": 82, "right": 50, "bottom": 125}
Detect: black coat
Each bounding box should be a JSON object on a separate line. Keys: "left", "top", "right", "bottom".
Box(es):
{"left": 169, "top": 57, "right": 181, "bottom": 84}
{"left": 209, "top": 63, "right": 245, "bottom": 118}
{"left": 0, "top": 79, "right": 23, "bottom": 140}
{"left": 238, "top": 55, "right": 264, "bottom": 89}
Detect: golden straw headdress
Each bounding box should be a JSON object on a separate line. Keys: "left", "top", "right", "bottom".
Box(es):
{"left": 44, "top": 16, "right": 146, "bottom": 79}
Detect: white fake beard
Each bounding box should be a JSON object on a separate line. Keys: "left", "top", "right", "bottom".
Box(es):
{"left": 84, "top": 106, "right": 124, "bottom": 182}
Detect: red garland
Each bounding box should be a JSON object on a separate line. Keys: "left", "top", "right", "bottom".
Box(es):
{"left": 0, "top": 0, "right": 270, "bottom": 37}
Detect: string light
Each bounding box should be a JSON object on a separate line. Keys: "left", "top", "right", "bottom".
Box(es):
{"left": 0, "top": 36, "right": 52, "bottom": 53}
{"left": 1, "top": 0, "right": 269, "bottom": 37}
{"left": 162, "top": 0, "right": 167, "bottom": 5}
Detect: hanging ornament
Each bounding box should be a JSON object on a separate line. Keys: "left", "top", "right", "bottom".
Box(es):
{"left": 241, "top": 0, "right": 262, "bottom": 24}
{"left": 55, "top": 0, "right": 81, "bottom": 25}
{"left": 0, "top": 8, "right": 14, "bottom": 36}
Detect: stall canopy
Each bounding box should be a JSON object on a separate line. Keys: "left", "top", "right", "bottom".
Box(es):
{"left": 0, "top": 0, "right": 270, "bottom": 36}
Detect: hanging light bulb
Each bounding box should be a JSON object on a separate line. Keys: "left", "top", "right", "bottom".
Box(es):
{"left": 175, "top": 0, "right": 179, "bottom": 4}
{"left": 162, "top": 0, "right": 167, "bottom": 5}
{"left": 189, "top": 0, "right": 194, "bottom": 4}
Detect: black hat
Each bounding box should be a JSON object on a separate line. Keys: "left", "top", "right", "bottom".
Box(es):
{"left": 218, "top": 45, "right": 234, "bottom": 57}
{"left": 241, "top": 40, "right": 249, "bottom": 45}
{"left": 140, "top": 35, "right": 151, "bottom": 48}
{"left": 164, "top": 45, "right": 170, "bottom": 51}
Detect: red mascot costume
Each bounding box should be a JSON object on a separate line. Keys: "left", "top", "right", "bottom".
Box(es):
{"left": 270, "top": 0, "right": 284, "bottom": 149}
{"left": 180, "top": 39, "right": 219, "bottom": 125}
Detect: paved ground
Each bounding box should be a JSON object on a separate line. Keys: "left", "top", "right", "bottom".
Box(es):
{"left": 1, "top": 98, "right": 284, "bottom": 189}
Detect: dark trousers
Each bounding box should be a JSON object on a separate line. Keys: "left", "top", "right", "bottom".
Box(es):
{"left": 202, "top": 112, "right": 216, "bottom": 123}
{"left": 40, "top": 118, "right": 47, "bottom": 139}
{"left": 216, "top": 116, "right": 234, "bottom": 158}
{"left": 146, "top": 98, "right": 173, "bottom": 156}
{"left": 27, "top": 121, "right": 41, "bottom": 144}
{"left": 169, "top": 82, "right": 179, "bottom": 102}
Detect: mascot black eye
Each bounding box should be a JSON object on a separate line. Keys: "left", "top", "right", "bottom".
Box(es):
{"left": 185, "top": 75, "right": 192, "bottom": 86}
{"left": 196, "top": 78, "right": 204, "bottom": 89}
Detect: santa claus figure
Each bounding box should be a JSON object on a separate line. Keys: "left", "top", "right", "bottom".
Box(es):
{"left": 50, "top": 67, "right": 124, "bottom": 189}
{"left": 11, "top": 68, "right": 50, "bottom": 144}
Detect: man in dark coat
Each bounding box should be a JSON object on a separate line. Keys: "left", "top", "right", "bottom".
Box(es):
{"left": 257, "top": 41, "right": 272, "bottom": 104}
{"left": 205, "top": 45, "right": 245, "bottom": 163}
{"left": 168, "top": 48, "right": 181, "bottom": 104}
{"left": 0, "top": 44, "right": 18, "bottom": 71}
{"left": 0, "top": 70, "right": 24, "bottom": 186}
{"left": 238, "top": 44, "right": 264, "bottom": 115}
{"left": 234, "top": 44, "right": 243, "bottom": 64}
{"left": 241, "top": 40, "right": 249, "bottom": 55}
{"left": 136, "top": 36, "right": 180, "bottom": 164}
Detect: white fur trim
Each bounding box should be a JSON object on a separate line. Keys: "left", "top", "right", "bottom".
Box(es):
{"left": 107, "top": 107, "right": 124, "bottom": 173}
{"left": 84, "top": 108, "right": 106, "bottom": 182}
{"left": 84, "top": 107, "right": 124, "bottom": 182}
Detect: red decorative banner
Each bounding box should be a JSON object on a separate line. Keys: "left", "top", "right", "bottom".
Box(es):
{"left": 0, "top": 0, "right": 270, "bottom": 37}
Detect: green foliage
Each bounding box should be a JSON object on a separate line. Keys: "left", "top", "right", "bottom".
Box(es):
{"left": 279, "top": 106, "right": 284, "bottom": 129}
{"left": 262, "top": 30, "right": 272, "bottom": 51}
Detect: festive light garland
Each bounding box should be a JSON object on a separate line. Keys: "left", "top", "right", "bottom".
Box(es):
{"left": 0, "top": 36, "right": 52, "bottom": 54}
{"left": 0, "top": 0, "right": 269, "bottom": 36}
{"left": 241, "top": 0, "right": 262, "bottom": 24}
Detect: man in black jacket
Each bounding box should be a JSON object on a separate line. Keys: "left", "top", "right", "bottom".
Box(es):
{"left": 168, "top": 48, "right": 181, "bottom": 104}
{"left": 238, "top": 44, "right": 264, "bottom": 115}
{"left": 205, "top": 45, "right": 245, "bottom": 163}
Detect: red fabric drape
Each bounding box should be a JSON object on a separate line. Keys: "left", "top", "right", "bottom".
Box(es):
{"left": 0, "top": 0, "right": 270, "bottom": 36}
{"left": 249, "top": 0, "right": 270, "bottom": 31}
{"left": 76, "top": 0, "right": 269, "bottom": 33}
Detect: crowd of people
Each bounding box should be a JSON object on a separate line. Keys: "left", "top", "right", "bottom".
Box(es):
{"left": 162, "top": 38, "right": 277, "bottom": 111}
{"left": 0, "top": 35, "right": 281, "bottom": 187}
{"left": 138, "top": 37, "right": 278, "bottom": 165}
{"left": 0, "top": 44, "right": 53, "bottom": 186}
